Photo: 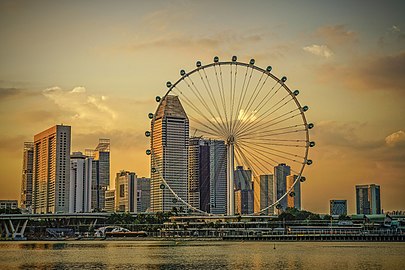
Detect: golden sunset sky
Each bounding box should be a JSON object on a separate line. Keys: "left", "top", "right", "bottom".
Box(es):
{"left": 0, "top": 0, "right": 404, "bottom": 213}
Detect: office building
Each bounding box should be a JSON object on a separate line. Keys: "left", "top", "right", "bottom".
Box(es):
{"left": 356, "top": 184, "right": 381, "bottom": 214}
{"left": 255, "top": 174, "right": 274, "bottom": 215}
{"left": 20, "top": 142, "right": 34, "bottom": 210}
{"left": 32, "top": 125, "right": 71, "bottom": 214}
{"left": 69, "top": 152, "right": 92, "bottom": 213}
{"left": 188, "top": 138, "right": 227, "bottom": 214}
{"left": 234, "top": 166, "right": 254, "bottom": 214}
{"left": 104, "top": 189, "right": 115, "bottom": 212}
{"left": 150, "top": 95, "right": 189, "bottom": 212}
{"left": 274, "top": 163, "right": 290, "bottom": 211}
{"left": 86, "top": 139, "right": 110, "bottom": 211}
{"left": 286, "top": 175, "right": 301, "bottom": 210}
{"left": 115, "top": 171, "right": 137, "bottom": 212}
{"left": 330, "top": 200, "right": 347, "bottom": 216}
{"left": 137, "top": 177, "right": 151, "bottom": 212}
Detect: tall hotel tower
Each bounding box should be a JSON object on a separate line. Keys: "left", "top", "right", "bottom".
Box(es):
{"left": 32, "top": 125, "right": 71, "bottom": 214}
{"left": 20, "top": 142, "right": 34, "bottom": 210}
{"left": 151, "top": 95, "right": 189, "bottom": 212}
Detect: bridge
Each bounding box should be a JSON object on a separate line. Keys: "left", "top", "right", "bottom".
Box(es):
{"left": 0, "top": 213, "right": 111, "bottom": 240}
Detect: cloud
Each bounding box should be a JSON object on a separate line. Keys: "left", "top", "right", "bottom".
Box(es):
{"left": 42, "top": 86, "right": 116, "bottom": 127}
{"left": 315, "top": 25, "right": 357, "bottom": 46}
{"left": 303, "top": 44, "right": 334, "bottom": 58}
{"left": 378, "top": 25, "right": 405, "bottom": 47}
{"left": 317, "top": 51, "right": 405, "bottom": 92}
{"left": 385, "top": 130, "right": 405, "bottom": 147}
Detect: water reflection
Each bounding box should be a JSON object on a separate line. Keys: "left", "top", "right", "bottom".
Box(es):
{"left": 0, "top": 241, "right": 402, "bottom": 270}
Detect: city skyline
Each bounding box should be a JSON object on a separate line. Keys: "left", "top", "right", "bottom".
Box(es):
{"left": 1, "top": 1, "right": 404, "bottom": 213}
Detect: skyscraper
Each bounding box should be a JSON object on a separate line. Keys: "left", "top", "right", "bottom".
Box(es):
{"left": 32, "top": 125, "right": 71, "bottom": 214}
{"left": 104, "top": 189, "right": 115, "bottom": 213}
{"left": 234, "top": 166, "right": 254, "bottom": 214}
{"left": 151, "top": 95, "right": 189, "bottom": 212}
{"left": 330, "top": 200, "right": 347, "bottom": 216}
{"left": 69, "top": 152, "right": 92, "bottom": 213}
{"left": 115, "top": 171, "right": 137, "bottom": 212}
{"left": 20, "top": 142, "right": 34, "bottom": 210}
{"left": 274, "top": 163, "right": 290, "bottom": 211}
{"left": 286, "top": 175, "right": 301, "bottom": 210}
{"left": 188, "top": 138, "right": 227, "bottom": 214}
{"left": 87, "top": 139, "right": 110, "bottom": 211}
{"left": 255, "top": 174, "right": 274, "bottom": 215}
{"left": 356, "top": 184, "right": 381, "bottom": 214}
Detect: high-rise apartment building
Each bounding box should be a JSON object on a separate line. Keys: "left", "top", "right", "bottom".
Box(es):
{"left": 188, "top": 137, "right": 227, "bottom": 214}
{"left": 151, "top": 95, "right": 189, "bottom": 212}
{"left": 234, "top": 166, "right": 254, "bottom": 214}
{"left": 20, "top": 142, "right": 34, "bottom": 210}
{"left": 330, "top": 200, "right": 347, "bottom": 216}
{"left": 137, "top": 177, "right": 151, "bottom": 212}
{"left": 87, "top": 139, "right": 110, "bottom": 211}
{"left": 356, "top": 184, "right": 381, "bottom": 215}
{"left": 69, "top": 152, "right": 92, "bottom": 213}
{"left": 274, "top": 163, "right": 290, "bottom": 211}
{"left": 115, "top": 171, "right": 137, "bottom": 212}
{"left": 32, "top": 125, "right": 71, "bottom": 214}
{"left": 286, "top": 175, "right": 301, "bottom": 210}
{"left": 104, "top": 189, "right": 115, "bottom": 212}
{"left": 255, "top": 174, "right": 274, "bottom": 215}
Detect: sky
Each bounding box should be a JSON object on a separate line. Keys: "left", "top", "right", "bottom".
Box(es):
{"left": 0, "top": 0, "right": 404, "bottom": 214}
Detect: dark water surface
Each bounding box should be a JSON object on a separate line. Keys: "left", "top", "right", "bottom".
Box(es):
{"left": 0, "top": 241, "right": 404, "bottom": 269}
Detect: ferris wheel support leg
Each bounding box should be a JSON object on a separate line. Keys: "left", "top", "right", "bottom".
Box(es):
{"left": 227, "top": 143, "right": 235, "bottom": 215}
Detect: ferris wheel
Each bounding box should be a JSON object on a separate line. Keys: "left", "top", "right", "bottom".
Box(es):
{"left": 146, "top": 56, "right": 314, "bottom": 215}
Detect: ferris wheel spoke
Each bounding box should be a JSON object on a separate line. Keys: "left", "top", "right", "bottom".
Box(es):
{"left": 238, "top": 129, "right": 307, "bottom": 143}
{"left": 238, "top": 140, "right": 305, "bottom": 165}
{"left": 238, "top": 124, "right": 307, "bottom": 140}
{"left": 237, "top": 109, "right": 303, "bottom": 138}
{"left": 238, "top": 138, "right": 306, "bottom": 148}
{"left": 235, "top": 83, "right": 284, "bottom": 134}
{"left": 183, "top": 76, "right": 229, "bottom": 137}
{"left": 173, "top": 86, "right": 227, "bottom": 137}
{"left": 197, "top": 69, "right": 229, "bottom": 134}
{"left": 232, "top": 65, "right": 251, "bottom": 133}
{"left": 238, "top": 138, "right": 306, "bottom": 159}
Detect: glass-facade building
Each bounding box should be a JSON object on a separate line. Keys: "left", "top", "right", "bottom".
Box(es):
{"left": 151, "top": 95, "right": 189, "bottom": 212}
{"left": 330, "top": 200, "right": 347, "bottom": 216}
{"left": 274, "top": 163, "right": 290, "bottom": 211}
{"left": 20, "top": 142, "right": 34, "bottom": 210}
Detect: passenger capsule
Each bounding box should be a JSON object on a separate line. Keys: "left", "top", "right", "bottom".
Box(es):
{"left": 266, "top": 66, "right": 272, "bottom": 72}
{"left": 151, "top": 167, "right": 156, "bottom": 173}
{"left": 300, "top": 176, "right": 306, "bottom": 182}
{"left": 293, "top": 90, "right": 299, "bottom": 96}
{"left": 306, "top": 159, "right": 313, "bottom": 165}
{"left": 145, "top": 131, "right": 151, "bottom": 137}
{"left": 249, "top": 59, "right": 255, "bottom": 65}
{"left": 160, "top": 184, "right": 165, "bottom": 190}
{"left": 309, "top": 141, "right": 316, "bottom": 147}
{"left": 166, "top": 81, "right": 172, "bottom": 88}
{"left": 232, "top": 55, "right": 237, "bottom": 62}
{"left": 289, "top": 191, "right": 295, "bottom": 197}
{"left": 281, "top": 76, "right": 287, "bottom": 82}
{"left": 302, "top": 105, "right": 309, "bottom": 112}
{"left": 180, "top": 69, "right": 186, "bottom": 76}
{"left": 156, "top": 96, "right": 161, "bottom": 102}
{"left": 196, "top": 61, "right": 202, "bottom": 67}
{"left": 146, "top": 149, "right": 151, "bottom": 155}
{"left": 148, "top": 113, "right": 154, "bottom": 119}
{"left": 214, "top": 56, "right": 219, "bottom": 62}
{"left": 308, "top": 123, "right": 314, "bottom": 129}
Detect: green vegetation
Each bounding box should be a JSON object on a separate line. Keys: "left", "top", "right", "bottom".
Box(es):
{"left": 277, "top": 208, "right": 323, "bottom": 221}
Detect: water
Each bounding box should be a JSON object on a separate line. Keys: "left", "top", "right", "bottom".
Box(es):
{"left": 0, "top": 241, "right": 404, "bottom": 269}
